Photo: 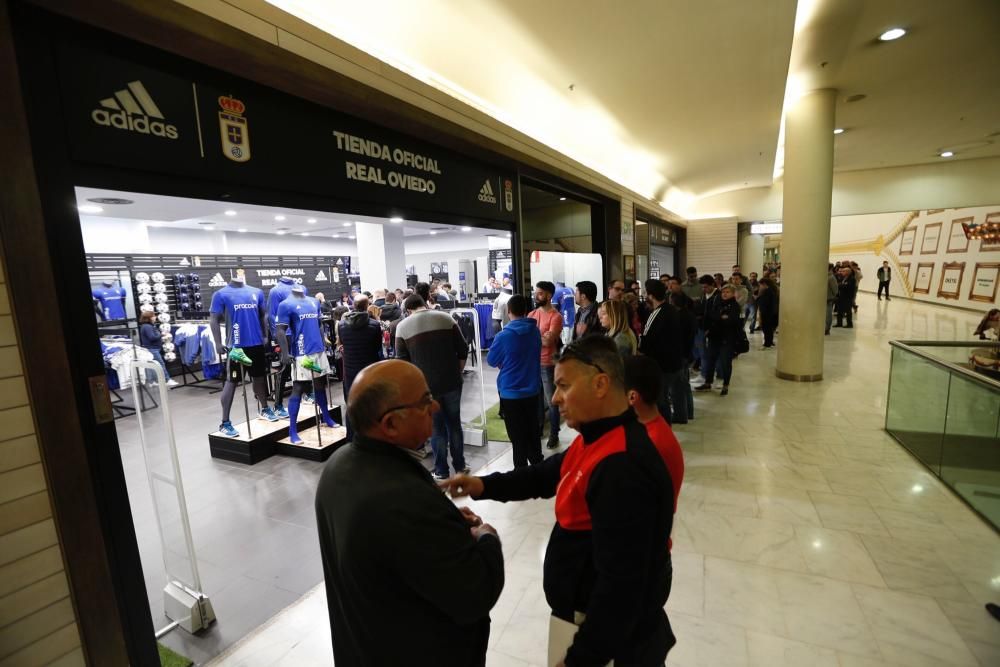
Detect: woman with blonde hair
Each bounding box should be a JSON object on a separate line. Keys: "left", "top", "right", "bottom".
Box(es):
{"left": 597, "top": 299, "right": 637, "bottom": 357}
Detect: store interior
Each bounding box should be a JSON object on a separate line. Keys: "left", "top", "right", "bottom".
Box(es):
{"left": 78, "top": 186, "right": 518, "bottom": 661}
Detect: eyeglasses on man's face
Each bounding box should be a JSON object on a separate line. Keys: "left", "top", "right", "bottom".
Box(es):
{"left": 378, "top": 391, "right": 435, "bottom": 421}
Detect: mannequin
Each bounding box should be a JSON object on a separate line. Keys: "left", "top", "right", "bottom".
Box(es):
{"left": 210, "top": 277, "right": 275, "bottom": 437}
{"left": 266, "top": 277, "right": 308, "bottom": 417}
{"left": 275, "top": 285, "right": 338, "bottom": 444}
{"left": 92, "top": 279, "right": 127, "bottom": 320}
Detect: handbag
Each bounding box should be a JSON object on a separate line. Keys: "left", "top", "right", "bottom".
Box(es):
{"left": 735, "top": 327, "right": 750, "bottom": 354}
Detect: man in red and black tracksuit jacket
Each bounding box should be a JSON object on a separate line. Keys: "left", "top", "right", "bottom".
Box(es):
{"left": 442, "top": 336, "right": 676, "bottom": 666}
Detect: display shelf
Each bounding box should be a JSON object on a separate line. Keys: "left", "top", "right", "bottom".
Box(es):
{"left": 276, "top": 423, "right": 347, "bottom": 462}
{"left": 208, "top": 413, "right": 317, "bottom": 465}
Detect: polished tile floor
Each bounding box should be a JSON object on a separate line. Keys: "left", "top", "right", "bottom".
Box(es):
{"left": 199, "top": 294, "right": 999, "bottom": 666}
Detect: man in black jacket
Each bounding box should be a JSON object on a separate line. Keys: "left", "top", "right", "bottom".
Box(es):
{"left": 639, "top": 279, "right": 685, "bottom": 424}
{"left": 315, "top": 360, "right": 504, "bottom": 666}
{"left": 338, "top": 297, "right": 384, "bottom": 440}
{"left": 877, "top": 261, "right": 892, "bottom": 300}
{"left": 440, "top": 336, "right": 676, "bottom": 666}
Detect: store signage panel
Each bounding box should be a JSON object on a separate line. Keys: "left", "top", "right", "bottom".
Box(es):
{"left": 56, "top": 45, "right": 518, "bottom": 224}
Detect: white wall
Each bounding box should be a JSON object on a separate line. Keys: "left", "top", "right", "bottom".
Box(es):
{"left": 828, "top": 204, "right": 1000, "bottom": 311}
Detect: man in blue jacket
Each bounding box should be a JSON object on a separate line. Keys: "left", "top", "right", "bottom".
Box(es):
{"left": 487, "top": 294, "right": 543, "bottom": 468}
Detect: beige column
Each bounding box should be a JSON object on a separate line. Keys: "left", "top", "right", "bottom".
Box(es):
{"left": 740, "top": 233, "right": 765, "bottom": 274}
{"left": 776, "top": 89, "right": 836, "bottom": 381}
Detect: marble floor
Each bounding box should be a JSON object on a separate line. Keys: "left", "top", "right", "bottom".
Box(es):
{"left": 208, "top": 293, "right": 1000, "bottom": 667}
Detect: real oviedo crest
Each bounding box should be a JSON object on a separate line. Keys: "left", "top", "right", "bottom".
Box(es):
{"left": 218, "top": 95, "right": 250, "bottom": 163}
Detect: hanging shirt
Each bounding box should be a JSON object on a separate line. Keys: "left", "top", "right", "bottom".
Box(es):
{"left": 267, "top": 277, "right": 308, "bottom": 336}
{"left": 210, "top": 284, "right": 265, "bottom": 348}
{"left": 276, "top": 296, "right": 325, "bottom": 356}
{"left": 93, "top": 286, "right": 127, "bottom": 320}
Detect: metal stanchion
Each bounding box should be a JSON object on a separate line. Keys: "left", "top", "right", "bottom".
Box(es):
{"left": 309, "top": 362, "right": 323, "bottom": 448}
{"left": 235, "top": 354, "right": 252, "bottom": 439}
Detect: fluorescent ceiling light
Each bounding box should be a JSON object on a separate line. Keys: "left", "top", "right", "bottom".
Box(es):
{"left": 461, "top": 226, "right": 471, "bottom": 232}
{"left": 390, "top": 217, "right": 404, "bottom": 223}
{"left": 78, "top": 204, "right": 103, "bottom": 213}
{"left": 301, "top": 232, "right": 310, "bottom": 236}
{"left": 276, "top": 229, "right": 287, "bottom": 235}
{"left": 940, "top": 151, "right": 954, "bottom": 157}
{"left": 343, "top": 222, "right": 352, "bottom": 227}
{"left": 833, "top": 128, "right": 844, "bottom": 135}
{"left": 307, "top": 218, "right": 317, "bottom": 224}
{"left": 275, "top": 215, "right": 286, "bottom": 221}
{"left": 348, "top": 235, "right": 356, "bottom": 239}
{"left": 202, "top": 225, "right": 215, "bottom": 231}
{"left": 559, "top": 197, "right": 567, "bottom": 201}
{"left": 429, "top": 231, "right": 437, "bottom": 235}
{"left": 237, "top": 228, "right": 247, "bottom": 233}
{"left": 224, "top": 210, "right": 237, "bottom": 216}
{"left": 333, "top": 233, "right": 340, "bottom": 238}
{"left": 879, "top": 28, "right": 906, "bottom": 41}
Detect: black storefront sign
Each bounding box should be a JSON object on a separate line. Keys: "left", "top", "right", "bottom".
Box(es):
{"left": 56, "top": 44, "right": 518, "bottom": 224}
{"left": 650, "top": 223, "right": 678, "bottom": 246}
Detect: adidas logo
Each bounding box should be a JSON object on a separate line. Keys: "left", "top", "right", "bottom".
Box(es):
{"left": 91, "top": 81, "right": 179, "bottom": 140}
{"left": 478, "top": 179, "right": 497, "bottom": 204}
{"left": 315, "top": 270, "right": 328, "bottom": 282}
{"left": 208, "top": 273, "right": 226, "bottom": 287}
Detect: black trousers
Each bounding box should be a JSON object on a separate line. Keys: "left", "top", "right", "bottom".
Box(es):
{"left": 762, "top": 321, "right": 776, "bottom": 347}
{"left": 877, "top": 280, "right": 890, "bottom": 298}
{"left": 501, "top": 395, "right": 543, "bottom": 467}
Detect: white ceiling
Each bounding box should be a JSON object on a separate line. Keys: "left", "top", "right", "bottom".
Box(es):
{"left": 266, "top": 0, "right": 1000, "bottom": 213}
{"left": 74, "top": 186, "right": 507, "bottom": 240}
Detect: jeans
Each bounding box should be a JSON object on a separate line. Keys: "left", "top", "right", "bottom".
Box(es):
{"left": 656, "top": 367, "right": 685, "bottom": 425}
{"left": 146, "top": 348, "right": 171, "bottom": 383}
{"left": 540, "top": 365, "right": 559, "bottom": 435}
{"left": 502, "top": 395, "right": 543, "bottom": 467}
{"left": 432, "top": 387, "right": 466, "bottom": 476}
{"left": 825, "top": 301, "right": 835, "bottom": 333}
{"left": 692, "top": 329, "right": 706, "bottom": 368}
{"left": 744, "top": 302, "right": 758, "bottom": 332}
{"left": 702, "top": 340, "right": 733, "bottom": 385}
{"left": 877, "top": 281, "right": 890, "bottom": 299}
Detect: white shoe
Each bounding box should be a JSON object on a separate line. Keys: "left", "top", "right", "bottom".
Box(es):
{"left": 166, "top": 379, "right": 180, "bottom": 387}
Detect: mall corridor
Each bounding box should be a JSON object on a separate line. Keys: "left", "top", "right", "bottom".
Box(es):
{"left": 208, "top": 294, "right": 1000, "bottom": 667}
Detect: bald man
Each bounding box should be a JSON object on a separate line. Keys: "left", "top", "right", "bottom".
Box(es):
{"left": 315, "top": 360, "right": 505, "bottom": 666}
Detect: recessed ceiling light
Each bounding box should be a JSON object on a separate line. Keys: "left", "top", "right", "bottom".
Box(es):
{"left": 429, "top": 231, "right": 437, "bottom": 235}
{"left": 833, "top": 128, "right": 845, "bottom": 135}
{"left": 224, "top": 210, "right": 237, "bottom": 216}
{"left": 348, "top": 235, "right": 356, "bottom": 240}
{"left": 276, "top": 229, "right": 287, "bottom": 235}
{"left": 461, "top": 226, "right": 471, "bottom": 232}
{"left": 879, "top": 28, "right": 906, "bottom": 41}
{"left": 78, "top": 204, "right": 103, "bottom": 214}
{"left": 343, "top": 222, "right": 352, "bottom": 227}
{"left": 307, "top": 218, "right": 317, "bottom": 224}
{"left": 237, "top": 228, "right": 247, "bottom": 233}
{"left": 559, "top": 197, "right": 567, "bottom": 201}
{"left": 202, "top": 226, "right": 214, "bottom": 231}
{"left": 301, "top": 232, "right": 310, "bottom": 237}
{"left": 940, "top": 151, "right": 954, "bottom": 158}
{"left": 332, "top": 233, "right": 340, "bottom": 238}
{"left": 390, "top": 217, "right": 404, "bottom": 223}
{"left": 275, "top": 215, "right": 286, "bottom": 221}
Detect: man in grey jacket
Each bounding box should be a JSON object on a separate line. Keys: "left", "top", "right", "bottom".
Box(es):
{"left": 826, "top": 263, "right": 839, "bottom": 335}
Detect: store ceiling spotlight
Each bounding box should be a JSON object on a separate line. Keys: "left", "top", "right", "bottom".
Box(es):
{"left": 390, "top": 217, "right": 404, "bottom": 223}
{"left": 307, "top": 218, "right": 317, "bottom": 224}
{"left": 940, "top": 151, "right": 954, "bottom": 157}
{"left": 559, "top": 196, "right": 567, "bottom": 201}
{"left": 224, "top": 210, "right": 237, "bottom": 216}
{"left": 77, "top": 204, "right": 103, "bottom": 214}
{"left": 276, "top": 228, "right": 288, "bottom": 235}
{"left": 275, "top": 215, "right": 286, "bottom": 221}
{"left": 301, "top": 232, "right": 310, "bottom": 236}
{"left": 429, "top": 231, "right": 437, "bottom": 235}
{"left": 461, "top": 226, "right": 471, "bottom": 232}
{"left": 343, "top": 222, "right": 352, "bottom": 227}
{"left": 237, "top": 228, "right": 247, "bottom": 233}
{"left": 348, "top": 234, "right": 356, "bottom": 239}
{"left": 879, "top": 27, "right": 906, "bottom": 41}
{"left": 87, "top": 197, "right": 133, "bottom": 205}
{"left": 833, "top": 128, "right": 845, "bottom": 135}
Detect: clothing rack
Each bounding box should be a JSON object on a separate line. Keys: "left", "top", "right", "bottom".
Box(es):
{"left": 101, "top": 335, "right": 160, "bottom": 418}
{"left": 171, "top": 319, "right": 222, "bottom": 393}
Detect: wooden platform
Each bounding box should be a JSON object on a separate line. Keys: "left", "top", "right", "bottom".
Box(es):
{"left": 208, "top": 404, "right": 344, "bottom": 465}
{"left": 276, "top": 423, "right": 347, "bottom": 462}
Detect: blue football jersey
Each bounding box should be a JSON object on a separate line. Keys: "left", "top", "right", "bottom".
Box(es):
{"left": 275, "top": 296, "right": 324, "bottom": 356}
{"left": 93, "top": 287, "right": 127, "bottom": 320}
{"left": 266, "top": 278, "right": 307, "bottom": 334}
{"left": 210, "top": 284, "right": 265, "bottom": 347}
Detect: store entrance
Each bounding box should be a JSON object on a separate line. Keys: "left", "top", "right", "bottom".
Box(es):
{"left": 78, "top": 185, "right": 511, "bottom": 662}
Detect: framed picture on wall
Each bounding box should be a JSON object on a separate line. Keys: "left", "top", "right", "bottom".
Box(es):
{"left": 981, "top": 212, "right": 1000, "bottom": 252}
{"left": 899, "top": 227, "right": 916, "bottom": 255}
{"left": 623, "top": 255, "right": 635, "bottom": 282}
{"left": 947, "top": 218, "right": 972, "bottom": 253}
{"left": 920, "top": 222, "right": 942, "bottom": 254}
{"left": 937, "top": 262, "right": 965, "bottom": 300}
{"left": 968, "top": 263, "right": 1000, "bottom": 303}
{"left": 913, "top": 263, "right": 934, "bottom": 294}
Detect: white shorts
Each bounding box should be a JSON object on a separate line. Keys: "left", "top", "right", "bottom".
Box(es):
{"left": 292, "top": 352, "right": 331, "bottom": 382}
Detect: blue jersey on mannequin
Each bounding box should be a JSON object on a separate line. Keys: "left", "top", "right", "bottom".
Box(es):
{"left": 276, "top": 296, "right": 324, "bottom": 356}
{"left": 210, "top": 284, "right": 266, "bottom": 347}
{"left": 267, "top": 277, "right": 307, "bottom": 336}
{"left": 93, "top": 286, "right": 127, "bottom": 320}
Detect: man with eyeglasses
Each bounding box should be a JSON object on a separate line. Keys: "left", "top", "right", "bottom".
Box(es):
{"left": 440, "top": 336, "right": 676, "bottom": 666}
{"left": 315, "top": 360, "right": 505, "bottom": 666}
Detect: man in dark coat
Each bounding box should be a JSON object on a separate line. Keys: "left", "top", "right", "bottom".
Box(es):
{"left": 638, "top": 278, "right": 684, "bottom": 424}
{"left": 315, "top": 360, "right": 505, "bottom": 666}
{"left": 834, "top": 266, "right": 856, "bottom": 328}
{"left": 338, "top": 297, "right": 384, "bottom": 440}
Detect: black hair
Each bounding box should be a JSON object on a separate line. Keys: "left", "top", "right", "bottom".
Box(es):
{"left": 624, "top": 355, "right": 662, "bottom": 405}
{"left": 507, "top": 294, "right": 528, "bottom": 317}
{"left": 576, "top": 281, "right": 598, "bottom": 302}
{"left": 403, "top": 294, "right": 426, "bottom": 311}
{"left": 415, "top": 282, "right": 431, "bottom": 302}
{"left": 644, "top": 278, "right": 667, "bottom": 301}
{"left": 536, "top": 281, "right": 556, "bottom": 296}
{"left": 699, "top": 274, "right": 716, "bottom": 286}
{"left": 686, "top": 266, "right": 698, "bottom": 275}
{"left": 558, "top": 334, "right": 625, "bottom": 390}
